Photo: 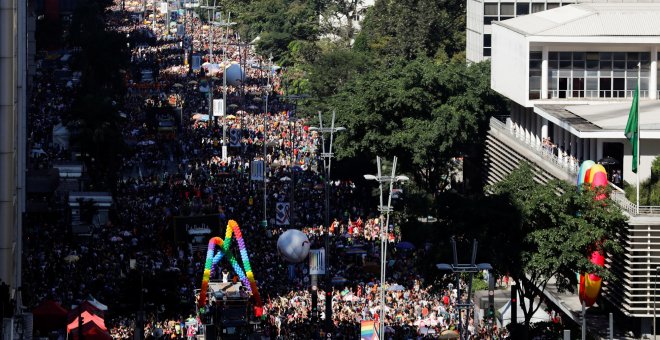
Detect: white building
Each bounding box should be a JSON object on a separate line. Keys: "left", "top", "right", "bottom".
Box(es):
{"left": 488, "top": 3, "right": 660, "bottom": 334}
{"left": 319, "top": 0, "right": 374, "bottom": 44}
{"left": 466, "top": 0, "right": 660, "bottom": 63}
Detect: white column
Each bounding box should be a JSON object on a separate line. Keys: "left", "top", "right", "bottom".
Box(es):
{"left": 596, "top": 139, "right": 603, "bottom": 161}
{"left": 557, "top": 129, "right": 564, "bottom": 163}
{"left": 541, "top": 46, "right": 549, "bottom": 99}
{"left": 541, "top": 118, "right": 549, "bottom": 139}
{"left": 651, "top": 46, "right": 658, "bottom": 100}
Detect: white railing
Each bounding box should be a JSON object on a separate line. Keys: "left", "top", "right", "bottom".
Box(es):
{"left": 491, "top": 117, "right": 660, "bottom": 216}
{"left": 490, "top": 117, "right": 580, "bottom": 176}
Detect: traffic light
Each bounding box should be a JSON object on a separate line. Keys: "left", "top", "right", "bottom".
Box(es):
{"left": 487, "top": 304, "right": 495, "bottom": 324}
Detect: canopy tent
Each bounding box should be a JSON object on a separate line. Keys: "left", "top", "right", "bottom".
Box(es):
{"left": 68, "top": 301, "right": 104, "bottom": 323}
{"left": 87, "top": 296, "right": 108, "bottom": 311}
{"left": 69, "top": 320, "right": 112, "bottom": 340}
{"left": 67, "top": 311, "right": 107, "bottom": 333}
{"left": 498, "top": 299, "right": 550, "bottom": 327}
{"left": 32, "top": 300, "right": 68, "bottom": 333}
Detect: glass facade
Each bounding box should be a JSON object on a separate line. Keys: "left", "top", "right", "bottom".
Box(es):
{"left": 532, "top": 51, "right": 652, "bottom": 100}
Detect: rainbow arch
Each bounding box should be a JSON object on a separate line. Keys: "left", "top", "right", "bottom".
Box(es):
{"left": 198, "top": 220, "right": 262, "bottom": 315}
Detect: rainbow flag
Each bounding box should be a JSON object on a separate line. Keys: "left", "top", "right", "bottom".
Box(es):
{"left": 361, "top": 320, "right": 378, "bottom": 340}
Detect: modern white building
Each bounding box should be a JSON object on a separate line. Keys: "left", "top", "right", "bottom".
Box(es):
{"left": 488, "top": 3, "right": 660, "bottom": 334}
{"left": 319, "top": 0, "right": 374, "bottom": 44}
{"left": 466, "top": 0, "right": 660, "bottom": 63}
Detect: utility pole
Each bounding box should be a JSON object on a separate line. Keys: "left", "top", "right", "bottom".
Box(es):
{"left": 364, "top": 156, "right": 409, "bottom": 340}
{"left": 310, "top": 111, "right": 346, "bottom": 336}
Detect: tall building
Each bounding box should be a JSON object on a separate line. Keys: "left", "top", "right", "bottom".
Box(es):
{"left": 488, "top": 3, "right": 660, "bottom": 335}
{"left": 0, "top": 0, "right": 27, "bottom": 323}
{"left": 466, "top": 0, "right": 660, "bottom": 63}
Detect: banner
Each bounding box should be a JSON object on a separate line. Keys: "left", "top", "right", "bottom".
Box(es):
{"left": 192, "top": 55, "right": 201, "bottom": 71}
{"left": 213, "top": 99, "right": 224, "bottom": 117}
{"left": 309, "top": 249, "right": 325, "bottom": 275}
{"left": 250, "top": 160, "right": 264, "bottom": 181}
{"left": 275, "top": 202, "right": 290, "bottom": 226}
{"left": 173, "top": 214, "right": 220, "bottom": 240}
{"left": 360, "top": 320, "right": 378, "bottom": 340}
{"left": 230, "top": 128, "right": 241, "bottom": 147}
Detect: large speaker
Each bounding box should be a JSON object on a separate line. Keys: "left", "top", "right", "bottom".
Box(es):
{"left": 204, "top": 324, "right": 216, "bottom": 340}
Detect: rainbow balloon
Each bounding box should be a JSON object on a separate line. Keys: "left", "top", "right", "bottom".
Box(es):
{"left": 198, "top": 220, "right": 262, "bottom": 315}
{"left": 576, "top": 161, "right": 608, "bottom": 307}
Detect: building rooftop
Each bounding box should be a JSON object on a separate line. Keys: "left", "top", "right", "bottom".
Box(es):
{"left": 495, "top": 3, "right": 660, "bottom": 37}
{"left": 535, "top": 101, "right": 660, "bottom": 138}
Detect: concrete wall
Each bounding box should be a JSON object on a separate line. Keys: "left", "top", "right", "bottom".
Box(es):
{"left": 491, "top": 23, "right": 529, "bottom": 107}
{"left": 466, "top": 0, "right": 484, "bottom": 63}
{"left": 623, "top": 137, "right": 660, "bottom": 184}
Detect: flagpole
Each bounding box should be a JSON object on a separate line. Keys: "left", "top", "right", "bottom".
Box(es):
{"left": 637, "top": 63, "right": 640, "bottom": 215}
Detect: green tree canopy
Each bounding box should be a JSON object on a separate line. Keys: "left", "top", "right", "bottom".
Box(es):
{"left": 354, "top": 0, "right": 465, "bottom": 61}
{"left": 325, "top": 58, "right": 506, "bottom": 195}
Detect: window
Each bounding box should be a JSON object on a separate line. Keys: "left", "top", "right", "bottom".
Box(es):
{"left": 529, "top": 51, "right": 543, "bottom": 99}
{"left": 483, "top": 34, "right": 491, "bottom": 57}
{"left": 516, "top": 3, "right": 529, "bottom": 15}
{"left": 484, "top": 3, "right": 498, "bottom": 25}
{"left": 531, "top": 3, "right": 545, "bottom": 13}
{"left": 546, "top": 3, "right": 559, "bottom": 10}
{"left": 500, "top": 3, "right": 514, "bottom": 20}
{"left": 546, "top": 51, "right": 650, "bottom": 99}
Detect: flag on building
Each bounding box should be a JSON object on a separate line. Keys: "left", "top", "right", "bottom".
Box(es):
{"left": 624, "top": 85, "right": 639, "bottom": 173}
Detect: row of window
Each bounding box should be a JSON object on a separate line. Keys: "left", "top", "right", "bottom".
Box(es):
{"left": 482, "top": 1, "right": 576, "bottom": 56}
{"left": 528, "top": 52, "right": 659, "bottom": 100}
{"left": 484, "top": 1, "right": 575, "bottom": 25}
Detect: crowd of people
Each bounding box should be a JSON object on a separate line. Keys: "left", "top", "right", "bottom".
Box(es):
{"left": 22, "top": 1, "right": 515, "bottom": 339}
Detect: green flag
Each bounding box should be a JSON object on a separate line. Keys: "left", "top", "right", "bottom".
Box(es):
{"left": 624, "top": 86, "right": 639, "bottom": 173}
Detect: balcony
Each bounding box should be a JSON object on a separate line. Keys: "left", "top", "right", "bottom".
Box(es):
{"left": 488, "top": 117, "right": 660, "bottom": 216}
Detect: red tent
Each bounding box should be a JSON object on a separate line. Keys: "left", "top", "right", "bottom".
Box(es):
{"left": 67, "top": 301, "right": 104, "bottom": 323}
{"left": 32, "top": 300, "right": 68, "bottom": 333}
{"left": 67, "top": 311, "right": 107, "bottom": 333}
{"left": 69, "top": 321, "right": 112, "bottom": 340}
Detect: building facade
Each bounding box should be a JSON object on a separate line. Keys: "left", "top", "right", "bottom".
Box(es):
{"left": 488, "top": 3, "right": 660, "bottom": 334}
{"left": 466, "top": 0, "right": 660, "bottom": 63}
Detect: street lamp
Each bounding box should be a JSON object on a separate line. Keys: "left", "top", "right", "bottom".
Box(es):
{"left": 309, "top": 110, "right": 345, "bottom": 334}
{"left": 212, "top": 13, "right": 236, "bottom": 160}
{"left": 363, "top": 156, "right": 409, "bottom": 340}
{"left": 437, "top": 238, "right": 492, "bottom": 340}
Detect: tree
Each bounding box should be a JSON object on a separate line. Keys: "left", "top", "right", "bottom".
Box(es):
{"left": 325, "top": 58, "right": 506, "bottom": 198}
{"left": 486, "top": 163, "right": 628, "bottom": 329}
{"left": 354, "top": 0, "right": 465, "bottom": 61}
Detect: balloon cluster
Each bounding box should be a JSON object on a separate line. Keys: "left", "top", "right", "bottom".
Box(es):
{"left": 576, "top": 160, "right": 608, "bottom": 307}
{"left": 198, "top": 220, "right": 262, "bottom": 314}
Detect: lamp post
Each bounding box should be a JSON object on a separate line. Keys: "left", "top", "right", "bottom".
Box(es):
{"left": 436, "top": 238, "right": 492, "bottom": 340}
{"left": 260, "top": 55, "right": 273, "bottom": 228}
{"left": 309, "top": 111, "right": 345, "bottom": 335}
{"left": 211, "top": 13, "right": 236, "bottom": 160}
{"left": 363, "top": 156, "right": 409, "bottom": 340}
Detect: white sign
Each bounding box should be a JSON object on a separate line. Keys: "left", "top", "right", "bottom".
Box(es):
{"left": 250, "top": 160, "right": 264, "bottom": 181}
{"left": 213, "top": 99, "right": 224, "bottom": 117}
{"left": 309, "top": 249, "right": 325, "bottom": 275}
